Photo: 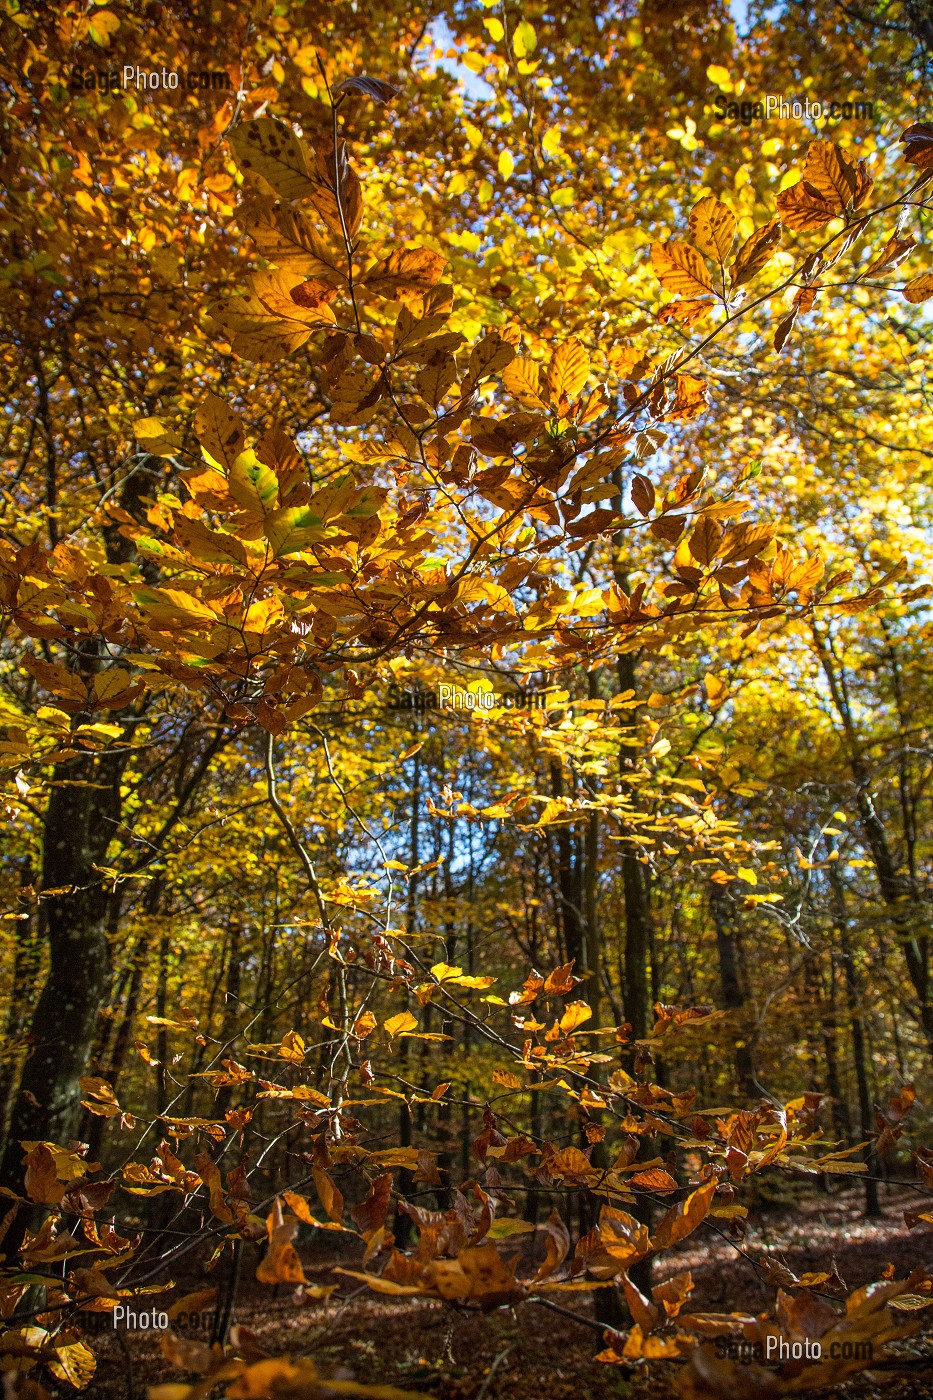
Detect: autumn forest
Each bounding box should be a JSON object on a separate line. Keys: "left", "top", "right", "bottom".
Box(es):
{"left": 1, "top": 1, "right": 933, "bottom": 1397}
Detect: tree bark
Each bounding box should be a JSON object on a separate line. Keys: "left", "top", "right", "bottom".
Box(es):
{"left": 827, "top": 854, "right": 881, "bottom": 1218}
{"left": 0, "top": 746, "right": 123, "bottom": 1234}
{"left": 710, "top": 885, "right": 759, "bottom": 1100}
{"left": 615, "top": 650, "right": 653, "bottom": 1295}
{"left": 0, "top": 861, "right": 45, "bottom": 1140}
{"left": 813, "top": 624, "right": 933, "bottom": 1062}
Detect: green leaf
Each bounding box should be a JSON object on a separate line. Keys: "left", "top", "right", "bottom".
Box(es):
{"left": 263, "top": 506, "right": 325, "bottom": 557}
{"left": 228, "top": 451, "right": 280, "bottom": 516}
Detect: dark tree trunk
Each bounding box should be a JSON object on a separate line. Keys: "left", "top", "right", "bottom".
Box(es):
{"left": 710, "top": 885, "right": 758, "bottom": 1100}
{"left": 814, "top": 626, "right": 933, "bottom": 1063}
{"left": 548, "top": 757, "right": 585, "bottom": 969}
{"left": 0, "top": 747, "right": 123, "bottom": 1242}
{"left": 394, "top": 733, "right": 421, "bottom": 1248}
{"left": 616, "top": 651, "right": 653, "bottom": 1295}
{"left": 828, "top": 856, "right": 881, "bottom": 1218}
{"left": 0, "top": 862, "right": 45, "bottom": 1140}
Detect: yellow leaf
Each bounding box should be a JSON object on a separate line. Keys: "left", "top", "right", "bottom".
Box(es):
{"left": 736, "top": 867, "right": 758, "bottom": 886}
{"left": 134, "top": 416, "right": 182, "bottom": 457}
{"left": 133, "top": 587, "right": 218, "bottom": 629}
{"left": 542, "top": 124, "right": 562, "bottom": 157}
{"left": 228, "top": 451, "right": 280, "bottom": 515}
{"left": 513, "top": 19, "right": 537, "bottom": 56}
{"left": 228, "top": 118, "right": 316, "bottom": 202}
{"left": 502, "top": 357, "right": 548, "bottom": 408}
{"left": 651, "top": 240, "right": 712, "bottom": 297}
{"left": 50, "top": 1339, "right": 96, "bottom": 1388}
{"left": 194, "top": 392, "right": 247, "bottom": 470}
{"left": 559, "top": 1000, "right": 592, "bottom": 1034}
{"left": 92, "top": 668, "right": 137, "bottom": 708}
{"left": 704, "top": 673, "right": 728, "bottom": 705}
{"left": 688, "top": 196, "right": 736, "bottom": 264}
{"left": 213, "top": 269, "right": 335, "bottom": 364}
{"left": 547, "top": 337, "right": 589, "bottom": 402}
{"left": 333, "top": 1268, "right": 424, "bottom": 1295}
{"left": 498, "top": 149, "right": 514, "bottom": 179}
{"left": 384, "top": 1010, "right": 418, "bottom": 1036}
{"left": 278, "top": 1030, "right": 306, "bottom": 1062}
{"left": 87, "top": 9, "right": 119, "bottom": 45}
{"left": 263, "top": 505, "right": 325, "bottom": 557}
{"left": 431, "top": 962, "right": 464, "bottom": 983}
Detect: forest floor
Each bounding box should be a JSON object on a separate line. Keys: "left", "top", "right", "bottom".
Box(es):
{"left": 83, "top": 1181, "right": 933, "bottom": 1400}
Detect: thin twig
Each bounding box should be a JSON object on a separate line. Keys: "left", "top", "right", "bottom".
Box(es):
{"left": 475, "top": 1340, "right": 518, "bottom": 1400}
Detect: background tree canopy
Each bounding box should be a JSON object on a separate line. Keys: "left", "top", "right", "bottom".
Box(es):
{"left": 0, "top": 1, "right": 932, "bottom": 1396}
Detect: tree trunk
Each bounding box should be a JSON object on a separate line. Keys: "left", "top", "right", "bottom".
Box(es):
{"left": 827, "top": 856, "right": 881, "bottom": 1218}
{"left": 814, "top": 625, "right": 933, "bottom": 1062}
{"left": 394, "top": 733, "right": 421, "bottom": 1248}
{"left": 616, "top": 651, "right": 653, "bottom": 1295}
{"left": 0, "top": 861, "right": 45, "bottom": 1140}
{"left": 0, "top": 747, "right": 123, "bottom": 1243}
{"left": 710, "top": 885, "right": 758, "bottom": 1100}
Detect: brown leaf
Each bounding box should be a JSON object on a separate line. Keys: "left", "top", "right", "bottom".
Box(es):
{"left": 623, "top": 1274, "right": 660, "bottom": 1332}
{"left": 332, "top": 76, "right": 400, "bottom": 104}
{"left": 629, "top": 1166, "right": 678, "bottom": 1193}
{"left": 632, "top": 473, "right": 656, "bottom": 517}
{"left": 667, "top": 373, "right": 709, "bottom": 421}
{"left": 160, "top": 1330, "right": 214, "bottom": 1374}
{"left": 862, "top": 233, "right": 915, "bottom": 279}
{"left": 309, "top": 139, "right": 364, "bottom": 240}
{"left": 363, "top": 247, "right": 447, "bottom": 300}
{"left": 257, "top": 1198, "right": 309, "bottom": 1285}
{"left": 903, "top": 272, "right": 933, "bottom": 303}
{"left": 533, "top": 1209, "right": 570, "bottom": 1282}
{"left": 730, "top": 219, "right": 782, "bottom": 287}
{"left": 23, "top": 1144, "right": 66, "bottom": 1206}
{"left": 653, "top": 1268, "right": 694, "bottom": 1317}
{"left": 599, "top": 1205, "right": 651, "bottom": 1267}
{"left": 194, "top": 1151, "right": 233, "bottom": 1223}
{"left": 776, "top": 180, "right": 838, "bottom": 232}
{"left": 803, "top": 140, "right": 873, "bottom": 212}
{"left": 688, "top": 517, "right": 724, "bottom": 566}
{"left": 546, "top": 1145, "right": 597, "bottom": 1184}
{"left": 651, "top": 514, "right": 686, "bottom": 543}
{"left": 351, "top": 1173, "right": 393, "bottom": 1240}
{"left": 900, "top": 121, "right": 933, "bottom": 172}
{"left": 510, "top": 969, "right": 545, "bottom": 1005}
{"left": 609, "top": 344, "right": 653, "bottom": 379}
{"left": 773, "top": 307, "right": 799, "bottom": 353}
{"left": 290, "top": 278, "right": 340, "bottom": 310}
{"left": 656, "top": 297, "right": 715, "bottom": 326}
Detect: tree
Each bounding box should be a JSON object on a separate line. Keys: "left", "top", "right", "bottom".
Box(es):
{"left": 1, "top": 2, "right": 932, "bottom": 1395}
